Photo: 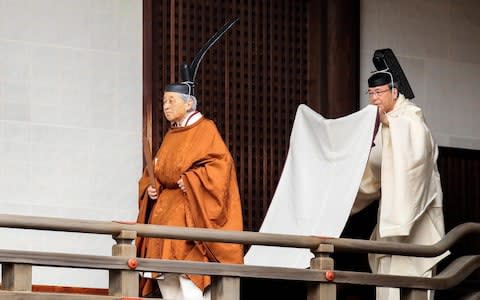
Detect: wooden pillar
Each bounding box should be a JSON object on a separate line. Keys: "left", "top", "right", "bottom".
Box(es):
{"left": 1, "top": 263, "right": 32, "bottom": 291}
{"left": 308, "top": 243, "right": 336, "bottom": 300}
{"left": 308, "top": 0, "right": 360, "bottom": 118}
{"left": 211, "top": 276, "right": 240, "bottom": 300}
{"left": 400, "top": 288, "right": 428, "bottom": 300}
{"left": 143, "top": 0, "right": 156, "bottom": 155}
{"left": 109, "top": 230, "right": 138, "bottom": 297}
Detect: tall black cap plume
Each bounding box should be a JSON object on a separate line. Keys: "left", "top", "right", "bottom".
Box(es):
{"left": 370, "top": 48, "right": 415, "bottom": 99}
{"left": 164, "top": 17, "right": 240, "bottom": 97}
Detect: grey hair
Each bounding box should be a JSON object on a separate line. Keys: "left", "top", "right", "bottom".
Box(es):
{"left": 180, "top": 94, "right": 197, "bottom": 111}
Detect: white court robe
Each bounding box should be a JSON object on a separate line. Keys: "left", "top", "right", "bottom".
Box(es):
{"left": 352, "top": 94, "right": 450, "bottom": 300}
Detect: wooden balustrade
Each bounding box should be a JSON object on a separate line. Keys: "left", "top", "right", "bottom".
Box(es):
{"left": 1, "top": 214, "right": 479, "bottom": 256}
{"left": 0, "top": 214, "right": 479, "bottom": 299}
{"left": 109, "top": 230, "right": 138, "bottom": 297}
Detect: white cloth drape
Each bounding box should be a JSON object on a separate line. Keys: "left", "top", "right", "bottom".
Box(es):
{"left": 244, "top": 104, "right": 378, "bottom": 268}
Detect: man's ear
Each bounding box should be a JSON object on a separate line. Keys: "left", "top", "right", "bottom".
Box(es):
{"left": 186, "top": 97, "right": 193, "bottom": 110}
{"left": 393, "top": 87, "right": 399, "bottom": 99}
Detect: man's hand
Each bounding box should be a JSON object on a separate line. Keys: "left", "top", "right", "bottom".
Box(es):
{"left": 379, "top": 107, "right": 389, "bottom": 126}
{"left": 147, "top": 185, "right": 158, "bottom": 200}
{"left": 177, "top": 177, "right": 187, "bottom": 193}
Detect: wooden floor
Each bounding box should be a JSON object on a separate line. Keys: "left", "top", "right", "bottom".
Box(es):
{"left": 32, "top": 285, "right": 108, "bottom": 296}
{"left": 1, "top": 277, "right": 478, "bottom": 299}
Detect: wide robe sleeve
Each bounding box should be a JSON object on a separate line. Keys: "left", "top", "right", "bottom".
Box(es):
{"left": 378, "top": 99, "right": 438, "bottom": 238}
{"left": 181, "top": 120, "right": 244, "bottom": 264}
{"left": 136, "top": 168, "right": 151, "bottom": 223}
{"left": 135, "top": 167, "right": 161, "bottom": 252}
{"left": 352, "top": 162, "right": 381, "bottom": 215}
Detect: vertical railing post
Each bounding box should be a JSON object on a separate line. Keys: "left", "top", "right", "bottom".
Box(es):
{"left": 308, "top": 243, "right": 336, "bottom": 300}
{"left": 400, "top": 288, "right": 428, "bottom": 300}
{"left": 109, "top": 230, "right": 138, "bottom": 297}
{"left": 1, "top": 263, "right": 32, "bottom": 291}
{"left": 211, "top": 276, "right": 240, "bottom": 300}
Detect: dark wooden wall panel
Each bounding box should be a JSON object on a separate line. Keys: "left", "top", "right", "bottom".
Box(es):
{"left": 434, "top": 146, "right": 480, "bottom": 299}
{"left": 145, "top": 0, "right": 360, "bottom": 234}
{"left": 437, "top": 147, "right": 480, "bottom": 273}
{"left": 438, "top": 147, "right": 480, "bottom": 228}
{"left": 148, "top": 0, "right": 308, "bottom": 232}
{"left": 307, "top": 0, "right": 360, "bottom": 118}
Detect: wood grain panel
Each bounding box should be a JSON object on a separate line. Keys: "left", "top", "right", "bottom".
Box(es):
{"left": 31, "top": 286, "right": 108, "bottom": 296}
{"left": 148, "top": 0, "right": 308, "bottom": 232}
{"left": 437, "top": 146, "right": 480, "bottom": 285}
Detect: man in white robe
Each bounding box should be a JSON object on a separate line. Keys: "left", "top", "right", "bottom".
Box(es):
{"left": 352, "top": 71, "right": 449, "bottom": 300}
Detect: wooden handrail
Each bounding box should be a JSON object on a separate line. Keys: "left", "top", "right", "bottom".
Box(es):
{"left": 0, "top": 248, "right": 479, "bottom": 291}
{"left": 0, "top": 214, "right": 479, "bottom": 257}
{"left": 0, "top": 290, "right": 132, "bottom": 299}
{"left": 327, "top": 222, "right": 480, "bottom": 257}
{"left": 0, "top": 214, "right": 321, "bottom": 248}
{"left": 334, "top": 255, "right": 480, "bottom": 290}
{"left": 0, "top": 248, "right": 322, "bottom": 282}
{"left": 1, "top": 213, "right": 480, "bottom": 299}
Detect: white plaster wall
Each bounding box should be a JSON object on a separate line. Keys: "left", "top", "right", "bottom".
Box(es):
{"left": 0, "top": 0, "right": 142, "bottom": 288}
{"left": 360, "top": 0, "right": 480, "bottom": 150}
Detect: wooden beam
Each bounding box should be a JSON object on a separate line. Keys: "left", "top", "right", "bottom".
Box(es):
{"left": 308, "top": 243, "right": 336, "bottom": 300}
{"left": 31, "top": 285, "right": 107, "bottom": 295}
{"left": 307, "top": 0, "right": 326, "bottom": 113}
{"left": 0, "top": 290, "right": 151, "bottom": 299}
{"left": 307, "top": 0, "right": 360, "bottom": 118}
{"left": 2, "top": 263, "right": 32, "bottom": 291}
{"left": 462, "top": 291, "right": 480, "bottom": 300}
{"left": 0, "top": 247, "right": 323, "bottom": 281}
{"left": 0, "top": 242, "right": 479, "bottom": 293}
{"left": 211, "top": 276, "right": 240, "bottom": 300}
{"left": 333, "top": 255, "right": 480, "bottom": 290}
{"left": 400, "top": 289, "right": 428, "bottom": 300}
{"left": 109, "top": 231, "right": 138, "bottom": 297}
{"left": 1, "top": 214, "right": 480, "bottom": 258}
{"left": 142, "top": 0, "right": 154, "bottom": 155}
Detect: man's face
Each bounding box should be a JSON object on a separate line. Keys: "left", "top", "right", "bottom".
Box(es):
{"left": 163, "top": 92, "right": 192, "bottom": 123}
{"left": 367, "top": 84, "right": 397, "bottom": 113}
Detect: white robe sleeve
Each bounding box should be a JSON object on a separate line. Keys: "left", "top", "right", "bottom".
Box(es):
{"left": 351, "top": 163, "right": 381, "bottom": 215}
{"left": 379, "top": 105, "right": 437, "bottom": 238}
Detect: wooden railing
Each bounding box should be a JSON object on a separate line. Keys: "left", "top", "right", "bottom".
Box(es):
{"left": 0, "top": 214, "right": 479, "bottom": 299}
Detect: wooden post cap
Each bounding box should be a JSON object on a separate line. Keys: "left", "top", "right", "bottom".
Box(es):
{"left": 127, "top": 258, "right": 138, "bottom": 270}
{"left": 325, "top": 270, "right": 335, "bottom": 281}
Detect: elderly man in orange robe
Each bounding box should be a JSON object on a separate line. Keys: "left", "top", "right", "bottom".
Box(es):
{"left": 136, "top": 81, "right": 244, "bottom": 299}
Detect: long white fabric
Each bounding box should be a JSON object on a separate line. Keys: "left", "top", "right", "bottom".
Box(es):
{"left": 244, "top": 104, "right": 378, "bottom": 268}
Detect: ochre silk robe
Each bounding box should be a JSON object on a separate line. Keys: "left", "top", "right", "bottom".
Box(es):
{"left": 136, "top": 117, "right": 244, "bottom": 297}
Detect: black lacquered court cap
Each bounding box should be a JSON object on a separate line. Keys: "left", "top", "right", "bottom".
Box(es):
{"left": 164, "top": 82, "right": 194, "bottom": 95}
{"left": 371, "top": 48, "right": 415, "bottom": 99}
{"left": 368, "top": 72, "right": 393, "bottom": 88}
